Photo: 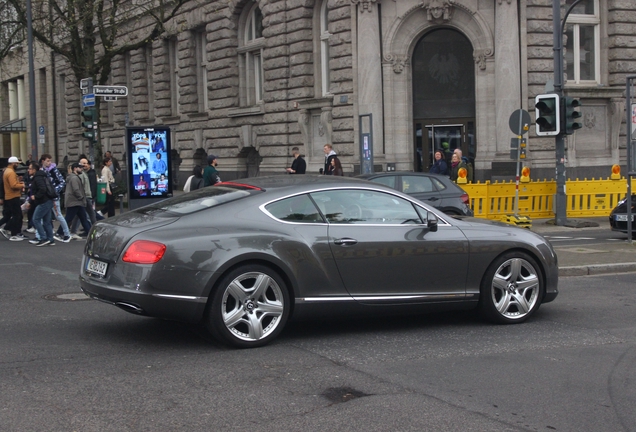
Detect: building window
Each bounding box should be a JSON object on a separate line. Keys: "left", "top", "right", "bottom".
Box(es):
{"left": 564, "top": 0, "right": 600, "bottom": 84}
{"left": 169, "top": 38, "right": 180, "bottom": 115}
{"left": 196, "top": 30, "right": 209, "bottom": 112}
{"left": 320, "top": 1, "right": 331, "bottom": 96}
{"left": 238, "top": 2, "right": 264, "bottom": 106}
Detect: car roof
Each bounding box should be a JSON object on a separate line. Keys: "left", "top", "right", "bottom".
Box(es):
{"left": 356, "top": 171, "right": 449, "bottom": 179}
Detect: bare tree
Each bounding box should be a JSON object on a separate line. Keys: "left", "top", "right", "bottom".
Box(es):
{"left": 0, "top": 1, "right": 23, "bottom": 62}
{"left": 7, "top": 0, "right": 191, "bottom": 85}
{"left": 6, "top": 0, "right": 192, "bottom": 162}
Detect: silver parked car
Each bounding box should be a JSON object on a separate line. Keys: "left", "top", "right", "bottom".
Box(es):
{"left": 356, "top": 172, "right": 473, "bottom": 216}
{"left": 80, "top": 175, "right": 558, "bottom": 348}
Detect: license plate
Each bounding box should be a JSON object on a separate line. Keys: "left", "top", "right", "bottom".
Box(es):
{"left": 614, "top": 214, "right": 635, "bottom": 222}
{"left": 86, "top": 258, "right": 108, "bottom": 277}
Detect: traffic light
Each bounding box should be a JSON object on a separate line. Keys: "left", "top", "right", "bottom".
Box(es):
{"left": 562, "top": 96, "right": 582, "bottom": 135}
{"left": 81, "top": 109, "right": 96, "bottom": 141}
{"left": 535, "top": 94, "right": 560, "bottom": 136}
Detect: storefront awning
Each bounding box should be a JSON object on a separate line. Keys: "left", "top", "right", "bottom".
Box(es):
{"left": 0, "top": 118, "right": 26, "bottom": 132}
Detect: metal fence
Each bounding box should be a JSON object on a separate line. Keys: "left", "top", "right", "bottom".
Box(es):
{"left": 461, "top": 177, "right": 631, "bottom": 220}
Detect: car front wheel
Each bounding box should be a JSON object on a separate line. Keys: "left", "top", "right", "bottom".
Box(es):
{"left": 479, "top": 252, "right": 544, "bottom": 324}
{"left": 206, "top": 265, "right": 290, "bottom": 348}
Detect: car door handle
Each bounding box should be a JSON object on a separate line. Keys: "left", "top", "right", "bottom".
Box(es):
{"left": 334, "top": 238, "right": 358, "bottom": 246}
{"left": 427, "top": 197, "right": 439, "bottom": 201}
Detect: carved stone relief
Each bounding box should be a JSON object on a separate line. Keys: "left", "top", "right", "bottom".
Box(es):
{"left": 473, "top": 48, "right": 494, "bottom": 71}
{"left": 384, "top": 54, "right": 408, "bottom": 74}
{"left": 422, "top": 0, "right": 453, "bottom": 23}
{"left": 320, "top": 107, "right": 333, "bottom": 143}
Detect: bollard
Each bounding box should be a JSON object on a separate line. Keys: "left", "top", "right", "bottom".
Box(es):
{"left": 119, "top": 194, "right": 124, "bottom": 214}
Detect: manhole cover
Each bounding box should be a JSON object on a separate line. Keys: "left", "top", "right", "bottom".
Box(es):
{"left": 322, "top": 387, "right": 371, "bottom": 404}
{"left": 43, "top": 293, "right": 91, "bottom": 302}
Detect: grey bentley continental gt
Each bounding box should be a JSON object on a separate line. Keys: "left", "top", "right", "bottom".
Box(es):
{"left": 80, "top": 175, "right": 558, "bottom": 348}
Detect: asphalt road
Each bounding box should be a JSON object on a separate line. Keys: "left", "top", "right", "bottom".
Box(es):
{"left": 1, "top": 241, "right": 635, "bottom": 431}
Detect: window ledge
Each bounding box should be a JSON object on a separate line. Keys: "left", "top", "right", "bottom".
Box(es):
{"left": 228, "top": 105, "right": 264, "bottom": 118}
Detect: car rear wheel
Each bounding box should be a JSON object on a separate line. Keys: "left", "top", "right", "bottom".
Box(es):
{"left": 206, "top": 265, "right": 290, "bottom": 348}
{"left": 479, "top": 252, "right": 544, "bottom": 324}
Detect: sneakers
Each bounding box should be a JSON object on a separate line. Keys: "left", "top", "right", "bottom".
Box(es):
{"left": 49, "top": 241, "right": 56, "bottom": 246}
{"left": 96, "top": 211, "right": 104, "bottom": 217}
{"left": 70, "top": 233, "right": 82, "bottom": 240}
{"left": 54, "top": 234, "right": 70, "bottom": 243}
{"left": 0, "top": 228, "right": 9, "bottom": 239}
{"left": 62, "top": 236, "right": 71, "bottom": 243}
{"left": 35, "top": 239, "right": 51, "bottom": 246}
{"left": 9, "top": 235, "right": 24, "bottom": 241}
{"left": 29, "top": 239, "right": 40, "bottom": 244}
{"left": 16, "top": 233, "right": 28, "bottom": 240}
{"left": 26, "top": 227, "right": 36, "bottom": 233}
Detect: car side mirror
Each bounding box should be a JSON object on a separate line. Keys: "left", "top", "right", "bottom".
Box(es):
{"left": 427, "top": 212, "right": 438, "bottom": 232}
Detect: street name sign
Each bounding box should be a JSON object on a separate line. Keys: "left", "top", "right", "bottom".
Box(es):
{"left": 94, "top": 85, "right": 128, "bottom": 97}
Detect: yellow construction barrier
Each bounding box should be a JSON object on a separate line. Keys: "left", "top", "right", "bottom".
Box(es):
{"left": 462, "top": 177, "right": 632, "bottom": 220}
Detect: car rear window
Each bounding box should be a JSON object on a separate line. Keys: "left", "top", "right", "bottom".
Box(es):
{"left": 133, "top": 186, "right": 262, "bottom": 216}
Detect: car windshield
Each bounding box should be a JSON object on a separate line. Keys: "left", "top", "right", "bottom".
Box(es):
{"left": 133, "top": 186, "right": 262, "bottom": 216}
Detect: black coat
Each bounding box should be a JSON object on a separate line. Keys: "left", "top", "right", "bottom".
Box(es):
{"left": 31, "top": 170, "right": 52, "bottom": 205}
{"left": 290, "top": 156, "right": 306, "bottom": 174}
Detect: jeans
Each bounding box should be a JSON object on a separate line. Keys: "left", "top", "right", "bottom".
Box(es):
{"left": 70, "top": 198, "right": 96, "bottom": 233}
{"left": 33, "top": 200, "right": 54, "bottom": 242}
{"left": 52, "top": 199, "right": 70, "bottom": 237}
{"left": 64, "top": 206, "right": 92, "bottom": 236}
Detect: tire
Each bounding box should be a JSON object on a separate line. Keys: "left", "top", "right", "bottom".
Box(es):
{"left": 478, "top": 252, "right": 544, "bottom": 324}
{"left": 206, "top": 264, "right": 290, "bottom": 348}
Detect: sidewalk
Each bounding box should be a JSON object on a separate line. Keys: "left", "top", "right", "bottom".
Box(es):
{"left": 530, "top": 217, "right": 636, "bottom": 277}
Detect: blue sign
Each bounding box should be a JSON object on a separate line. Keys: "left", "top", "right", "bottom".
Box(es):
{"left": 38, "top": 125, "right": 45, "bottom": 135}
{"left": 82, "top": 93, "right": 96, "bottom": 107}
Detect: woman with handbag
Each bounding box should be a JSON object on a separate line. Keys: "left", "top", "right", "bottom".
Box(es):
{"left": 98, "top": 157, "right": 116, "bottom": 217}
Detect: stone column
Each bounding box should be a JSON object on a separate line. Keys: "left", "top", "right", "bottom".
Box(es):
{"left": 494, "top": 0, "right": 521, "bottom": 154}
{"left": 355, "top": 0, "right": 384, "bottom": 157}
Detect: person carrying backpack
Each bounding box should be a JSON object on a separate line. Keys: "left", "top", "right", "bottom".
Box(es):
{"left": 39, "top": 154, "right": 71, "bottom": 242}
{"left": 28, "top": 162, "right": 56, "bottom": 246}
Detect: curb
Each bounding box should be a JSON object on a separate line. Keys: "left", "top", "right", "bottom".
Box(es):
{"left": 560, "top": 262, "right": 636, "bottom": 277}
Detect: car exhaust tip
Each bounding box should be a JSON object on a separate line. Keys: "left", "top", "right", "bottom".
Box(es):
{"left": 115, "top": 302, "right": 145, "bottom": 314}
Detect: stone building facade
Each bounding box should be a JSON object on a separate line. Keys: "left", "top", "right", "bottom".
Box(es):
{"left": 1, "top": 0, "right": 634, "bottom": 183}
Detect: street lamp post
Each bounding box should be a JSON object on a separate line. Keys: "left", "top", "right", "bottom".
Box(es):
{"left": 26, "top": 0, "right": 38, "bottom": 161}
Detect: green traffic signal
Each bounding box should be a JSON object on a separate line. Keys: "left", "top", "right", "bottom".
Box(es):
{"left": 535, "top": 94, "right": 560, "bottom": 136}
{"left": 563, "top": 96, "right": 582, "bottom": 135}
{"left": 81, "top": 109, "right": 96, "bottom": 141}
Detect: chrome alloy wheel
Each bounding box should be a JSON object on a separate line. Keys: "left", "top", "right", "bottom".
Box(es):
{"left": 490, "top": 257, "right": 540, "bottom": 320}
{"left": 221, "top": 271, "right": 286, "bottom": 342}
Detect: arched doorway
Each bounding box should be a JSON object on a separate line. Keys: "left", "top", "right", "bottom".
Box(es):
{"left": 412, "top": 28, "right": 476, "bottom": 172}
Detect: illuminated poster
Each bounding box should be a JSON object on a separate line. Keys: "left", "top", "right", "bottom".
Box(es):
{"left": 126, "top": 127, "right": 172, "bottom": 199}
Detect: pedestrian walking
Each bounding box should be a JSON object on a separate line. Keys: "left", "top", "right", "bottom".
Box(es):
{"left": 203, "top": 155, "right": 221, "bottom": 187}
{"left": 62, "top": 163, "right": 92, "bottom": 237}
{"left": 286, "top": 147, "right": 306, "bottom": 174}
{"left": 28, "top": 162, "right": 56, "bottom": 246}
{"left": 39, "top": 154, "right": 71, "bottom": 241}
{"left": 1, "top": 157, "right": 26, "bottom": 241}
{"left": 322, "top": 144, "right": 337, "bottom": 175}
{"left": 99, "top": 157, "right": 116, "bottom": 217}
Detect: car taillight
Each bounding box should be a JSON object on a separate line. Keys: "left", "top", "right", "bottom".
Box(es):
{"left": 460, "top": 193, "right": 470, "bottom": 206}
{"left": 122, "top": 240, "right": 166, "bottom": 264}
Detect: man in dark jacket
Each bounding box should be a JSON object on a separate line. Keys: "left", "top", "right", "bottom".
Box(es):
{"left": 286, "top": 147, "right": 306, "bottom": 174}
{"left": 28, "top": 162, "right": 56, "bottom": 246}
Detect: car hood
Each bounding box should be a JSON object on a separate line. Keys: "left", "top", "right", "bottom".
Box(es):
{"left": 86, "top": 213, "right": 179, "bottom": 262}
{"left": 610, "top": 195, "right": 636, "bottom": 214}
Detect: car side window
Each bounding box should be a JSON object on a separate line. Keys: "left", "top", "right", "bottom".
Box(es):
{"left": 265, "top": 194, "right": 324, "bottom": 223}
{"left": 311, "top": 189, "right": 422, "bottom": 225}
{"left": 430, "top": 177, "right": 446, "bottom": 191}
{"left": 402, "top": 175, "right": 434, "bottom": 193}
{"left": 369, "top": 176, "right": 396, "bottom": 189}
